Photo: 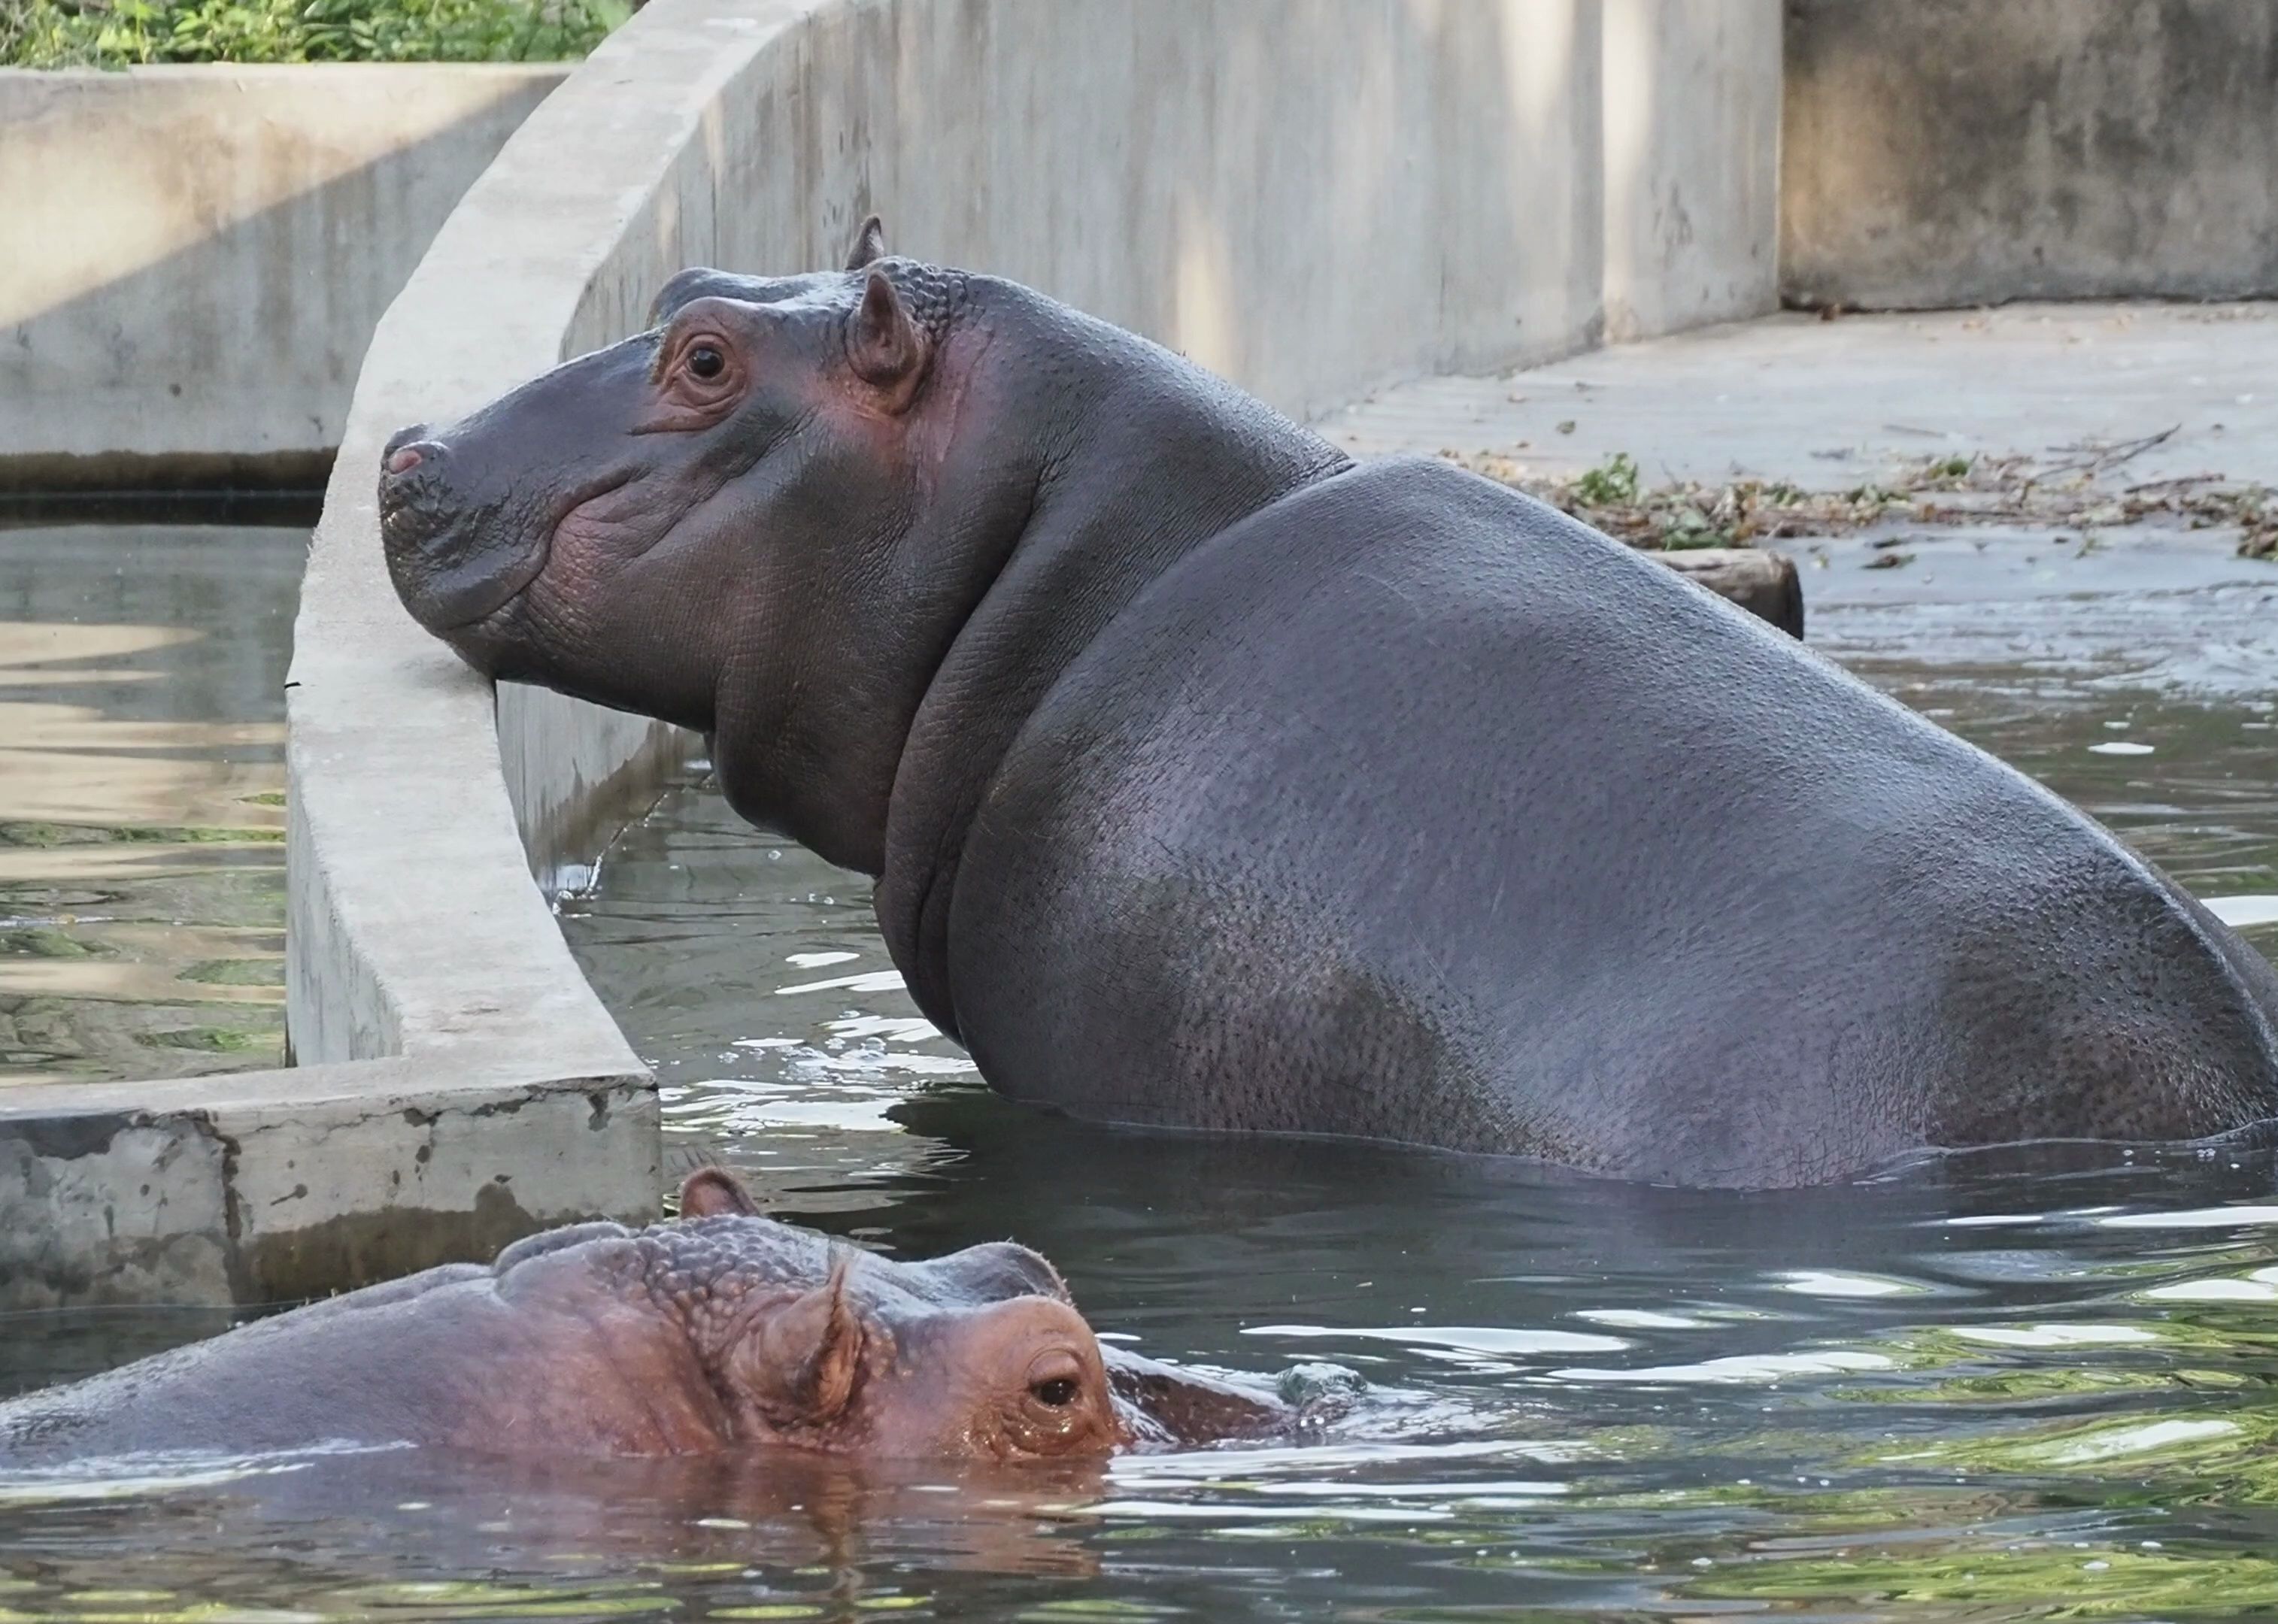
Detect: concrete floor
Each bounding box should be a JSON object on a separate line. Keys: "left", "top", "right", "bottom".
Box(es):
{"left": 1318, "top": 301, "right": 2278, "bottom": 494}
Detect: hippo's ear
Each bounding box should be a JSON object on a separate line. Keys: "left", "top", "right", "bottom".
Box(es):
{"left": 847, "top": 270, "right": 929, "bottom": 408}
{"left": 844, "top": 214, "right": 887, "bottom": 271}
{"left": 751, "top": 1252, "right": 863, "bottom": 1423}
{"left": 678, "top": 1166, "right": 760, "bottom": 1219}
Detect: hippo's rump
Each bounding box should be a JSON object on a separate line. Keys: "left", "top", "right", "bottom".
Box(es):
{"left": 945, "top": 459, "right": 2278, "bottom": 1186}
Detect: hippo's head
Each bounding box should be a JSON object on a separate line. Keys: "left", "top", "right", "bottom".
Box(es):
{"left": 584, "top": 1168, "right": 1136, "bottom": 1462}
{"left": 378, "top": 220, "right": 1000, "bottom": 871}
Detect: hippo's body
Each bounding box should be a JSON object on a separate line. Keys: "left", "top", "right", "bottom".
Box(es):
{"left": 380, "top": 225, "right": 2278, "bottom": 1189}
{"left": 0, "top": 1173, "right": 1282, "bottom": 1466}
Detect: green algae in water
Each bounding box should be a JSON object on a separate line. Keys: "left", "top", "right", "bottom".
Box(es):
{"left": 0, "top": 928, "right": 113, "bottom": 959}
{"left": 1688, "top": 1546, "right": 2278, "bottom": 1617}
{"left": 133, "top": 1025, "right": 275, "bottom": 1055}
{"left": 178, "top": 959, "right": 286, "bottom": 988}
{"left": 0, "top": 821, "right": 283, "bottom": 848}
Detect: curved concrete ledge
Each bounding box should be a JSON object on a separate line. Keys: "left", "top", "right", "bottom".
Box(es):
{"left": 18, "top": 0, "right": 1779, "bottom": 1309}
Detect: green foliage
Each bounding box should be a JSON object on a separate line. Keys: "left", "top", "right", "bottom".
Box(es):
{"left": 0, "top": 0, "right": 629, "bottom": 66}
{"left": 1570, "top": 450, "right": 1640, "bottom": 507}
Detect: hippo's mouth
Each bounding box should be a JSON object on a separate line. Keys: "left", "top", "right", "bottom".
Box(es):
{"left": 385, "top": 471, "right": 638, "bottom": 634}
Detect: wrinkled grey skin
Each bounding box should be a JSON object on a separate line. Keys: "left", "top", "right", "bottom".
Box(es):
{"left": 0, "top": 1171, "right": 1288, "bottom": 1465}
{"left": 380, "top": 221, "right": 2278, "bottom": 1189}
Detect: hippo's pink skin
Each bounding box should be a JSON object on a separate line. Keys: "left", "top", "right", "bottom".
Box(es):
{"left": 0, "top": 1171, "right": 1286, "bottom": 1465}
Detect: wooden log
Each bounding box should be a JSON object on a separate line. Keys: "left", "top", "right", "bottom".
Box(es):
{"left": 1652, "top": 547, "right": 1804, "bottom": 638}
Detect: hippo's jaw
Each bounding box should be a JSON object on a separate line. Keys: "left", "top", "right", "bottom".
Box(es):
{"left": 381, "top": 444, "right": 657, "bottom": 641}
{"left": 380, "top": 490, "right": 544, "bottom": 638}
{"left": 378, "top": 327, "right": 691, "bottom": 648}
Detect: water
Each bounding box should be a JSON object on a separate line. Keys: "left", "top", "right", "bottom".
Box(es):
{"left": 5, "top": 544, "right": 2278, "bottom": 1619}
{"left": 0, "top": 523, "right": 297, "bottom": 1087}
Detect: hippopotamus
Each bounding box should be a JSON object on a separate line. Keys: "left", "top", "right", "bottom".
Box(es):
{"left": 379, "top": 220, "right": 2278, "bottom": 1189}
{"left": 0, "top": 1171, "right": 1286, "bottom": 1465}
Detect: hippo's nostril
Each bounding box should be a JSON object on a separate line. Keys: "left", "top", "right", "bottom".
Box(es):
{"left": 381, "top": 439, "right": 446, "bottom": 487}
{"left": 384, "top": 423, "right": 430, "bottom": 460}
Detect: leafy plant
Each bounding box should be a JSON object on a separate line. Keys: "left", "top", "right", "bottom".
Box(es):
{"left": 1571, "top": 450, "right": 1640, "bottom": 507}
{"left": 0, "top": 0, "right": 629, "bottom": 65}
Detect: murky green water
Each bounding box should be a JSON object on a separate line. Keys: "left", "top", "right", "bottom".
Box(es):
{"left": 5, "top": 544, "right": 2277, "bottom": 1620}
{"left": 0, "top": 524, "right": 297, "bottom": 1087}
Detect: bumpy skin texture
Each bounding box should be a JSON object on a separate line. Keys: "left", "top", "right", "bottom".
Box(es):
{"left": 0, "top": 1174, "right": 1285, "bottom": 1465}
{"left": 379, "top": 234, "right": 2278, "bottom": 1190}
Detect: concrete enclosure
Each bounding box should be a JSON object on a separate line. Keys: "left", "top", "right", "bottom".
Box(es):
{"left": 1784, "top": 0, "right": 2278, "bottom": 309}
{"left": 0, "top": 64, "right": 564, "bottom": 491}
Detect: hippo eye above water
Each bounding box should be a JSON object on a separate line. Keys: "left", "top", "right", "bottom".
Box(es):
{"left": 1030, "top": 1376, "right": 1080, "bottom": 1407}
{"left": 687, "top": 344, "right": 726, "bottom": 380}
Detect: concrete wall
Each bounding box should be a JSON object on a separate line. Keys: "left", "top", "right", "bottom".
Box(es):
{"left": 1783, "top": 0, "right": 2278, "bottom": 310}
{"left": 0, "top": 64, "right": 564, "bottom": 492}
{"left": 0, "top": 1059, "right": 652, "bottom": 1307}
{"left": 566, "top": 0, "right": 1782, "bottom": 425}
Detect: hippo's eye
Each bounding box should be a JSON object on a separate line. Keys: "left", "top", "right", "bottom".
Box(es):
{"left": 1030, "top": 1376, "right": 1080, "bottom": 1408}
{"left": 686, "top": 344, "right": 726, "bottom": 381}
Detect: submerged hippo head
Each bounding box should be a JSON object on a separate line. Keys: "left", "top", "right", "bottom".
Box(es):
{"left": 0, "top": 1168, "right": 1293, "bottom": 1466}
{"left": 505, "top": 1168, "right": 1145, "bottom": 1462}
{"left": 378, "top": 220, "right": 997, "bottom": 873}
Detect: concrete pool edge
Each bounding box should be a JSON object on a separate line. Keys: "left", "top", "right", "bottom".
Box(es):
{"left": 0, "top": 1055, "right": 654, "bottom": 1307}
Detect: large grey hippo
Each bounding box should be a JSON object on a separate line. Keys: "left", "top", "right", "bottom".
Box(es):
{"left": 378, "top": 223, "right": 2278, "bottom": 1188}
{"left": 0, "top": 1171, "right": 1288, "bottom": 1465}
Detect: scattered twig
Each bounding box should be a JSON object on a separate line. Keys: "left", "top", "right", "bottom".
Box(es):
{"left": 2039, "top": 424, "right": 2178, "bottom": 479}
{"left": 2123, "top": 471, "right": 2224, "bottom": 495}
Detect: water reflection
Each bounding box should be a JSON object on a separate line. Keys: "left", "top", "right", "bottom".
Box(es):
{"left": 0, "top": 526, "right": 297, "bottom": 1086}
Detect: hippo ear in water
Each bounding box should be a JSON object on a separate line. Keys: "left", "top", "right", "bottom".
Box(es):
{"left": 844, "top": 214, "right": 887, "bottom": 271}
{"left": 677, "top": 1165, "right": 761, "bottom": 1219}
{"left": 746, "top": 1251, "right": 864, "bottom": 1425}
{"left": 848, "top": 270, "right": 929, "bottom": 408}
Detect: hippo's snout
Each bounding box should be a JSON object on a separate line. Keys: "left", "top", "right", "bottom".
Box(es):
{"left": 377, "top": 425, "right": 449, "bottom": 528}
{"left": 378, "top": 426, "right": 552, "bottom": 637}
{"left": 384, "top": 422, "right": 441, "bottom": 477}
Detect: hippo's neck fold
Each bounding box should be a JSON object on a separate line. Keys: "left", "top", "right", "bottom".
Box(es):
{"left": 875, "top": 291, "right": 1351, "bottom": 1035}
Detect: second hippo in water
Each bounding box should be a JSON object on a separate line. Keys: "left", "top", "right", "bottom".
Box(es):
{"left": 380, "top": 223, "right": 2278, "bottom": 1189}
{"left": 0, "top": 1171, "right": 1291, "bottom": 1467}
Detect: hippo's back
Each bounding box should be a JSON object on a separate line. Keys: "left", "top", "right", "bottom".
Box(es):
{"left": 946, "top": 459, "right": 2278, "bottom": 1186}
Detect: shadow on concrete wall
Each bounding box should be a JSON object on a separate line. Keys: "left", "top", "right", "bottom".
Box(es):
{"left": 2, "top": 74, "right": 559, "bottom": 492}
